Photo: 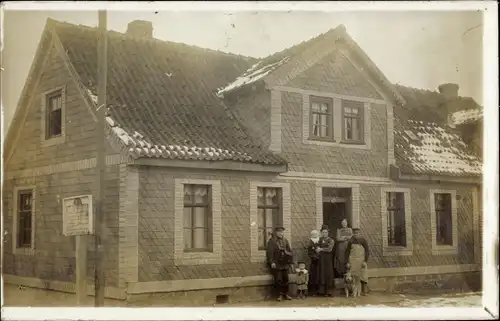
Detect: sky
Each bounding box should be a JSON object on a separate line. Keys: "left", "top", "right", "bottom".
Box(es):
{"left": 1, "top": 8, "right": 483, "bottom": 134}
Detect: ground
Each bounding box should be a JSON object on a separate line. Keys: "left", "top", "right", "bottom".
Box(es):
{"left": 2, "top": 283, "right": 481, "bottom": 307}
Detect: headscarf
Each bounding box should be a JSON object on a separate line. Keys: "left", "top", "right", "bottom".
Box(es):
{"left": 310, "top": 229, "right": 320, "bottom": 244}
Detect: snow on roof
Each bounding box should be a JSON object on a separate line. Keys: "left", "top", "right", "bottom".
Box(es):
{"left": 403, "top": 121, "right": 482, "bottom": 175}
{"left": 86, "top": 88, "right": 255, "bottom": 162}
{"left": 216, "top": 57, "right": 290, "bottom": 97}
{"left": 451, "top": 108, "right": 483, "bottom": 126}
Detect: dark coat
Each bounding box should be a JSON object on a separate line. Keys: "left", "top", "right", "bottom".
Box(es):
{"left": 266, "top": 236, "right": 293, "bottom": 270}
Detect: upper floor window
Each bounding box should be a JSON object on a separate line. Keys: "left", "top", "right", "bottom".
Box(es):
{"left": 434, "top": 193, "right": 453, "bottom": 246}
{"left": 309, "top": 97, "right": 334, "bottom": 141}
{"left": 183, "top": 184, "right": 212, "bottom": 252}
{"left": 342, "top": 100, "right": 364, "bottom": 143}
{"left": 257, "top": 187, "right": 283, "bottom": 250}
{"left": 46, "top": 90, "right": 63, "bottom": 139}
{"left": 386, "top": 192, "right": 406, "bottom": 247}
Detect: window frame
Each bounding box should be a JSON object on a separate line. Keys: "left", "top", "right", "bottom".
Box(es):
{"left": 380, "top": 187, "right": 413, "bottom": 256}
{"left": 41, "top": 86, "right": 66, "bottom": 147}
{"left": 341, "top": 99, "right": 365, "bottom": 144}
{"left": 308, "top": 96, "right": 334, "bottom": 142}
{"left": 256, "top": 187, "right": 283, "bottom": 251}
{"left": 174, "top": 179, "right": 221, "bottom": 265}
{"left": 182, "top": 184, "right": 213, "bottom": 253}
{"left": 250, "top": 182, "right": 291, "bottom": 263}
{"left": 12, "top": 185, "right": 36, "bottom": 255}
{"left": 429, "top": 189, "right": 458, "bottom": 256}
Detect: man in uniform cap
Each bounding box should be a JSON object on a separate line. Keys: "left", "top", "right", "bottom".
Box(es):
{"left": 266, "top": 226, "right": 293, "bottom": 301}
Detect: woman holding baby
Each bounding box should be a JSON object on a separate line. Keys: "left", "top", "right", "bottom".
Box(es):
{"left": 308, "top": 225, "right": 335, "bottom": 297}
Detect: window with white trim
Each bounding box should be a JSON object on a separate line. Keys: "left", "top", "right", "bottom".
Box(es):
{"left": 385, "top": 192, "right": 406, "bottom": 247}
{"left": 429, "top": 189, "right": 458, "bottom": 255}
{"left": 380, "top": 187, "right": 412, "bottom": 256}
{"left": 342, "top": 100, "right": 364, "bottom": 143}
{"left": 174, "top": 179, "right": 221, "bottom": 265}
{"left": 309, "top": 96, "right": 334, "bottom": 141}
{"left": 434, "top": 193, "right": 453, "bottom": 246}
{"left": 183, "top": 184, "right": 212, "bottom": 252}
{"left": 257, "top": 187, "right": 283, "bottom": 250}
{"left": 13, "top": 186, "right": 36, "bottom": 255}
{"left": 46, "top": 90, "right": 63, "bottom": 139}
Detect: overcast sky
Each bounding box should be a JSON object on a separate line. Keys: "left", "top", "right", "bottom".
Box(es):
{"left": 1, "top": 9, "right": 483, "bottom": 134}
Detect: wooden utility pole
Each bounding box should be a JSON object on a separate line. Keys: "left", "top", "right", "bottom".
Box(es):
{"left": 94, "top": 9, "right": 108, "bottom": 307}
{"left": 76, "top": 234, "right": 88, "bottom": 305}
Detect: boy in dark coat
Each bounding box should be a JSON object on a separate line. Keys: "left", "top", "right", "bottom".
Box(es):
{"left": 266, "top": 226, "right": 293, "bottom": 301}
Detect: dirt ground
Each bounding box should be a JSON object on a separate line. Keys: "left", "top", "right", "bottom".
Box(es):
{"left": 1, "top": 283, "right": 482, "bottom": 307}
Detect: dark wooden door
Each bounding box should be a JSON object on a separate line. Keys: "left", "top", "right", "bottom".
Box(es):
{"left": 322, "top": 202, "right": 347, "bottom": 237}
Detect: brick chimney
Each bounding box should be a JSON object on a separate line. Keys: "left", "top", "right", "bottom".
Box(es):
{"left": 126, "top": 20, "right": 153, "bottom": 38}
{"left": 438, "top": 83, "right": 459, "bottom": 101}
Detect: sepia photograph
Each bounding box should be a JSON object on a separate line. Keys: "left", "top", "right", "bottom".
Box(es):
{"left": 1, "top": 1, "right": 498, "bottom": 319}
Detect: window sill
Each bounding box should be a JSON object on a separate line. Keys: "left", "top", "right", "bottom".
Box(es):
{"left": 340, "top": 140, "right": 366, "bottom": 145}
{"left": 432, "top": 245, "right": 458, "bottom": 256}
{"left": 174, "top": 251, "right": 221, "bottom": 266}
{"left": 250, "top": 249, "right": 267, "bottom": 263}
{"left": 13, "top": 247, "right": 35, "bottom": 256}
{"left": 304, "top": 137, "right": 370, "bottom": 150}
{"left": 309, "top": 137, "right": 337, "bottom": 143}
{"left": 41, "top": 135, "right": 66, "bottom": 148}
{"left": 382, "top": 246, "right": 413, "bottom": 257}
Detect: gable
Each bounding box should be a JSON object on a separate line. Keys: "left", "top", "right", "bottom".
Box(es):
{"left": 285, "top": 50, "right": 384, "bottom": 100}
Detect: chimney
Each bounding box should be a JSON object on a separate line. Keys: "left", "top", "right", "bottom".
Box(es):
{"left": 438, "top": 83, "right": 459, "bottom": 101}
{"left": 126, "top": 20, "right": 153, "bottom": 39}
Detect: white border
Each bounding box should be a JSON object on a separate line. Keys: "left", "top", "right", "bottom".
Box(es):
{"left": 1, "top": 1, "right": 498, "bottom": 319}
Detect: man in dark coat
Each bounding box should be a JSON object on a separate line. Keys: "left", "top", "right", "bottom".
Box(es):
{"left": 266, "top": 226, "right": 293, "bottom": 301}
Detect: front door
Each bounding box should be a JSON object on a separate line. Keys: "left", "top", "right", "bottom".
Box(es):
{"left": 322, "top": 202, "right": 347, "bottom": 237}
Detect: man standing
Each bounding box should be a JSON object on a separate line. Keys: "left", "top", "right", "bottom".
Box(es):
{"left": 345, "top": 227, "right": 370, "bottom": 296}
{"left": 266, "top": 226, "right": 293, "bottom": 301}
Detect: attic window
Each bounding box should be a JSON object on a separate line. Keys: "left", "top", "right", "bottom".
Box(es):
{"left": 46, "top": 90, "right": 63, "bottom": 139}
{"left": 404, "top": 130, "right": 419, "bottom": 141}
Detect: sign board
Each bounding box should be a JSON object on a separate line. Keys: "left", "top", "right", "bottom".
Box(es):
{"left": 62, "top": 195, "right": 94, "bottom": 236}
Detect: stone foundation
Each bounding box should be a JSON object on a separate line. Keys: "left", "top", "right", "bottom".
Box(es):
{"left": 125, "top": 271, "right": 481, "bottom": 306}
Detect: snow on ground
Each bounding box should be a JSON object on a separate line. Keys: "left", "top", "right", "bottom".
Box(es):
{"left": 399, "top": 293, "right": 481, "bottom": 307}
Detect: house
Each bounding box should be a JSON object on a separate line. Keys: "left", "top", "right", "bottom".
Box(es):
{"left": 2, "top": 19, "right": 483, "bottom": 304}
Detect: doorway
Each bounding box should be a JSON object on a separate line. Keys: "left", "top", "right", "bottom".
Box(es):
{"left": 322, "top": 202, "right": 347, "bottom": 237}
{"left": 321, "top": 187, "right": 352, "bottom": 237}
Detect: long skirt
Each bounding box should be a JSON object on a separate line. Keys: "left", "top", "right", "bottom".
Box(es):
{"left": 317, "top": 252, "right": 335, "bottom": 295}
{"left": 308, "top": 259, "right": 320, "bottom": 294}
{"left": 334, "top": 240, "right": 349, "bottom": 276}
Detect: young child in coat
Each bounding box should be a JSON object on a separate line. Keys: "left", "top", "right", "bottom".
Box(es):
{"left": 295, "top": 262, "right": 309, "bottom": 299}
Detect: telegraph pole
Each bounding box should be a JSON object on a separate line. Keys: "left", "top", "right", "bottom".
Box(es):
{"left": 94, "top": 9, "right": 108, "bottom": 307}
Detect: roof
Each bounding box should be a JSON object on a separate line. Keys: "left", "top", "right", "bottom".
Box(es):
{"left": 451, "top": 108, "right": 483, "bottom": 126}
{"left": 393, "top": 85, "right": 482, "bottom": 177}
{"left": 51, "top": 20, "right": 286, "bottom": 165}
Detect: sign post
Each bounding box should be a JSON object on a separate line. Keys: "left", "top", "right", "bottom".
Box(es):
{"left": 62, "top": 195, "right": 94, "bottom": 306}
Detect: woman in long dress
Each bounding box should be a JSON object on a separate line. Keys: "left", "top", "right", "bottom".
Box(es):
{"left": 316, "top": 225, "right": 335, "bottom": 297}
{"left": 334, "top": 218, "right": 353, "bottom": 277}
{"left": 307, "top": 230, "right": 321, "bottom": 295}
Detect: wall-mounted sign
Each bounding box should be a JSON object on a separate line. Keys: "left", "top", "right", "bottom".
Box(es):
{"left": 62, "top": 195, "right": 93, "bottom": 236}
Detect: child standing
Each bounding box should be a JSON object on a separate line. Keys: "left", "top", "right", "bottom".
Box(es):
{"left": 295, "top": 262, "right": 309, "bottom": 299}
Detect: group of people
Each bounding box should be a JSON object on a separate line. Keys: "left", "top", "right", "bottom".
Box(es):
{"left": 266, "top": 219, "right": 370, "bottom": 301}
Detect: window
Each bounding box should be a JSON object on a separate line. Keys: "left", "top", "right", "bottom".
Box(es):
{"left": 309, "top": 97, "right": 334, "bottom": 141}
{"left": 257, "top": 187, "right": 282, "bottom": 250}
{"left": 342, "top": 100, "right": 364, "bottom": 142}
{"left": 434, "top": 193, "right": 453, "bottom": 246}
{"left": 17, "top": 190, "right": 34, "bottom": 248}
{"left": 183, "top": 184, "right": 212, "bottom": 252}
{"left": 386, "top": 192, "right": 406, "bottom": 247}
{"left": 46, "top": 90, "right": 63, "bottom": 139}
